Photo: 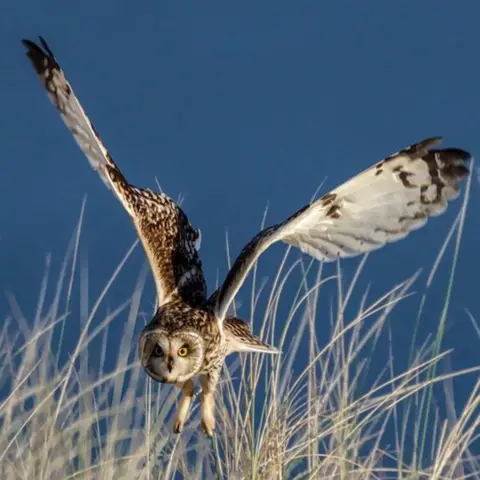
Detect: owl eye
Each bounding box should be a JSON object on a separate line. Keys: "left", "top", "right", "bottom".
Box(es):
{"left": 177, "top": 346, "right": 189, "bottom": 357}
{"left": 153, "top": 345, "right": 164, "bottom": 357}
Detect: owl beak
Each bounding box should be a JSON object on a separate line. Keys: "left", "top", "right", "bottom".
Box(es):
{"left": 167, "top": 355, "right": 174, "bottom": 372}
{"left": 139, "top": 336, "right": 156, "bottom": 368}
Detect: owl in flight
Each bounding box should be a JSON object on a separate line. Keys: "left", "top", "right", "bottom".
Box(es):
{"left": 23, "top": 37, "right": 470, "bottom": 436}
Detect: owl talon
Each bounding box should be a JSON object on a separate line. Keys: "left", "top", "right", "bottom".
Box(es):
{"left": 201, "top": 417, "right": 215, "bottom": 437}
{"left": 173, "top": 421, "right": 183, "bottom": 434}
{"left": 172, "top": 406, "right": 188, "bottom": 434}
{"left": 172, "top": 379, "right": 194, "bottom": 434}
{"left": 200, "top": 390, "right": 216, "bottom": 437}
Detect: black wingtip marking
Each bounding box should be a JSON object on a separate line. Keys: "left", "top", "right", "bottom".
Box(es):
{"left": 38, "top": 36, "right": 55, "bottom": 59}
{"left": 403, "top": 137, "right": 443, "bottom": 158}
{"left": 21, "top": 38, "right": 35, "bottom": 49}
{"left": 22, "top": 36, "right": 58, "bottom": 76}
{"left": 427, "top": 148, "right": 471, "bottom": 180}
{"left": 386, "top": 138, "right": 471, "bottom": 180}
{"left": 22, "top": 36, "right": 53, "bottom": 55}
{"left": 436, "top": 148, "right": 472, "bottom": 166}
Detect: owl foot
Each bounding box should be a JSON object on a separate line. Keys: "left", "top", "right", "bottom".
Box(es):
{"left": 173, "top": 379, "right": 194, "bottom": 434}
{"left": 173, "top": 416, "right": 185, "bottom": 434}
{"left": 173, "top": 400, "right": 189, "bottom": 434}
{"left": 201, "top": 392, "right": 215, "bottom": 437}
{"left": 201, "top": 416, "right": 215, "bottom": 437}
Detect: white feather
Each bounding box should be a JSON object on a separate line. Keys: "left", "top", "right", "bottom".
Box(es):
{"left": 212, "top": 138, "right": 471, "bottom": 321}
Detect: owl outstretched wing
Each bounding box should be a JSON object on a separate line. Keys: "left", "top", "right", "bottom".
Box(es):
{"left": 210, "top": 137, "right": 471, "bottom": 321}
{"left": 23, "top": 37, "right": 206, "bottom": 306}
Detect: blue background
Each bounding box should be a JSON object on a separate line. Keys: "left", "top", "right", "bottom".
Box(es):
{"left": 1, "top": 0, "right": 478, "bottom": 443}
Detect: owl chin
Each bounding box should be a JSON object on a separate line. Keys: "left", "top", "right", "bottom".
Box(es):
{"left": 145, "top": 368, "right": 194, "bottom": 385}
{"left": 159, "top": 377, "right": 174, "bottom": 384}
{"left": 144, "top": 368, "right": 169, "bottom": 384}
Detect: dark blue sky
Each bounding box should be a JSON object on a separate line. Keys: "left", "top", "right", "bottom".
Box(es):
{"left": 2, "top": 2, "right": 478, "bottom": 411}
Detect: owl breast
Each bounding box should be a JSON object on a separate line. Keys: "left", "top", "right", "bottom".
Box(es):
{"left": 201, "top": 340, "right": 227, "bottom": 374}
{"left": 197, "top": 312, "right": 225, "bottom": 373}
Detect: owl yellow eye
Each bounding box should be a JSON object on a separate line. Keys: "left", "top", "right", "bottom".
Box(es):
{"left": 178, "top": 346, "right": 188, "bottom": 357}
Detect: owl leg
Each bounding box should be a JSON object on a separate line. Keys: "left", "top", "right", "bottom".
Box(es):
{"left": 200, "top": 369, "right": 220, "bottom": 437}
{"left": 173, "top": 379, "right": 195, "bottom": 434}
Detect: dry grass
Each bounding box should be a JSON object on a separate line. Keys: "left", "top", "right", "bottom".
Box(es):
{"left": 1, "top": 178, "right": 479, "bottom": 479}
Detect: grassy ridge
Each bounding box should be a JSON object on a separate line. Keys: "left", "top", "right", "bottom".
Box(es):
{"left": 1, "top": 184, "right": 478, "bottom": 479}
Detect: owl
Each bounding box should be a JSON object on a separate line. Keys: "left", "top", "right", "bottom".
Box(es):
{"left": 22, "top": 37, "right": 471, "bottom": 436}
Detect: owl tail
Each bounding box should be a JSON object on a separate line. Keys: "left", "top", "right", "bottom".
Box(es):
{"left": 223, "top": 316, "right": 280, "bottom": 355}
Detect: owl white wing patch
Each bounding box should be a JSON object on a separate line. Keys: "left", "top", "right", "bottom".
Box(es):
{"left": 23, "top": 37, "right": 206, "bottom": 306}
{"left": 210, "top": 137, "right": 471, "bottom": 321}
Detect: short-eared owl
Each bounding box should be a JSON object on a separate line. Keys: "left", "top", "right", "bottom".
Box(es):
{"left": 23, "top": 37, "right": 471, "bottom": 436}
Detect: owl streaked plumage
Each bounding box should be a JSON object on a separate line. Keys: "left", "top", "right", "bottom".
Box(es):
{"left": 23, "top": 36, "right": 471, "bottom": 436}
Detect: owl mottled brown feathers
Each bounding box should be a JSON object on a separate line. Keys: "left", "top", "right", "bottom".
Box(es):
{"left": 23, "top": 36, "right": 471, "bottom": 436}
{"left": 22, "top": 37, "right": 205, "bottom": 307}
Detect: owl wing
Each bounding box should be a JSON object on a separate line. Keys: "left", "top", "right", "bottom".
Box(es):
{"left": 23, "top": 37, "right": 206, "bottom": 306}
{"left": 210, "top": 137, "right": 471, "bottom": 322}
{"left": 223, "top": 316, "right": 279, "bottom": 355}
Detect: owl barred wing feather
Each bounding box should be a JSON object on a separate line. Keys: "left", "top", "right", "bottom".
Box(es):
{"left": 211, "top": 138, "right": 471, "bottom": 322}
{"left": 224, "top": 317, "right": 279, "bottom": 355}
{"left": 23, "top": 37, "right": 206, "bottom": 306}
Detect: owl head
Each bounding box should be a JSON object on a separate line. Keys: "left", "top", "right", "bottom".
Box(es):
{"left": 138, "top": 329, "right": 204, "bottom": 384}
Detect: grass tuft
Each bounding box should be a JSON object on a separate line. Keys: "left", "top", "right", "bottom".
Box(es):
{"left": 1, "top": 194, "right": 478, "bottom": 479}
